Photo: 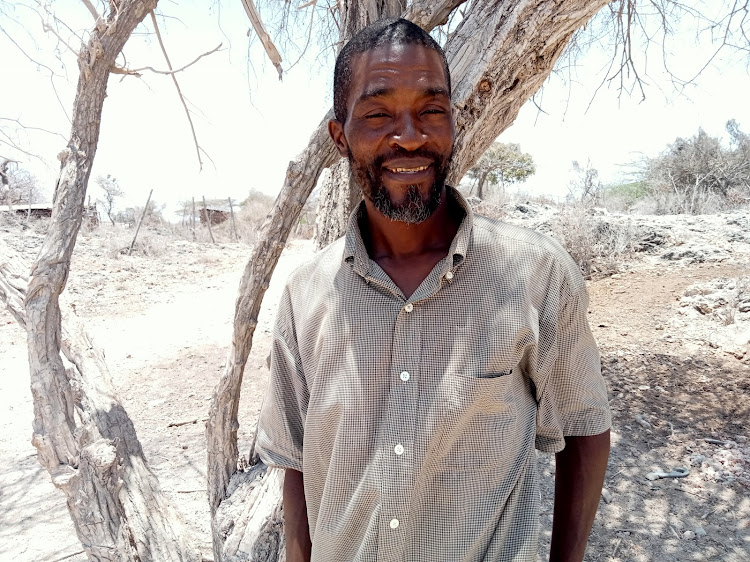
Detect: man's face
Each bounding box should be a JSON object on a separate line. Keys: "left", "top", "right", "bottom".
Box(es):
{"left": 329, "top": 43, "right": 454, "bottom": 224}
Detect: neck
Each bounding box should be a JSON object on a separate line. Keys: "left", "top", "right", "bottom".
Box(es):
{"left": 361, "top": 187, "right": 461, "bottom": 260}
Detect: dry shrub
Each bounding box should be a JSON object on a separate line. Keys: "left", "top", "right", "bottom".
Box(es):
{"left": 551, "top": 204, "right": 637, "bottom": 279}
{"left": 237, "top": 190, "right": 275, "bottom": 243}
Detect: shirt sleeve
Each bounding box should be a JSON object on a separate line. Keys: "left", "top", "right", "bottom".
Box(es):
{"left": 254, "top": 285, "right": 309, "bottom": 471}
{"left": 532, "top": 265, "right": 612, "bottom": 454}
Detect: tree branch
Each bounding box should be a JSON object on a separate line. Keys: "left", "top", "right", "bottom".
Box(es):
{"left": 79, "top": 0, "right": 101, "bottom": 22}
{"left": 149, "top": 10, "right": 204, "bottom": 171}
{"left": 112, "top": 42, "right": 223, "bottom": 77}
{"left": 240, "top": 0, "right": 284, "bottom": 79}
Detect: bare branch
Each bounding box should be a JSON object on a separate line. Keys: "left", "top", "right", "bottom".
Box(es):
{"left": 0, "top": 117, "right": 67, "bottom": 142}
{"left": 241, "top": 0, "right": 284, "bottom": 79}
{"left": 149, "top": 11, "right": 204, "bottom": 171}
{"left": 79, "top": 0, "right": 101, "bottom": 22}
{"left": 41, "top": 22, "right": 79, "bottom": 56}
{"left": 113, "top": 42, "right": 223, "bottom": 77}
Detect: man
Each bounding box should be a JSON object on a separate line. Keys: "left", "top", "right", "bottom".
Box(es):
{"left": 256, "top": 18, "right": 611, "bottom": 562}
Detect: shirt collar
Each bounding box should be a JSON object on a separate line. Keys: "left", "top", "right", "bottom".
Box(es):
{"left": 343, "top": 185, "right": 474, "bottom": 276}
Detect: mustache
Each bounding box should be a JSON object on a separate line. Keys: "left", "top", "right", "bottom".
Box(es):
{"left": 372, "top": 148, "right": 446, "bottom": 169}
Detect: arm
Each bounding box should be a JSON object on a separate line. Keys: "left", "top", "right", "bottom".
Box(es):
{"left": 549, "top": 429, "right": 610, "bottom": 562}
{"left": 283, "top": 468, "right": 312, "bottom": 562}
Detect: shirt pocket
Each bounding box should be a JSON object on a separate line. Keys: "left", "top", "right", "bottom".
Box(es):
{"left": 423, "top": 371, "right": 517, "bottom": 473}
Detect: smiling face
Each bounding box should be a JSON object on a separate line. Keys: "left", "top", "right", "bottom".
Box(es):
{"left": 329, "top": 43, "right": 454, "bottom": 224}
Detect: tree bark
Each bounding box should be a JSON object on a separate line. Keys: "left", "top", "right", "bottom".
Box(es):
{"left": 18, "top": 0, "right": 198, "bottom": 559}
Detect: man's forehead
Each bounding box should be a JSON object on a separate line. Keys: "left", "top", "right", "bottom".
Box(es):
{"left": 349, "top": 43, "right": 448, "bottom": 90}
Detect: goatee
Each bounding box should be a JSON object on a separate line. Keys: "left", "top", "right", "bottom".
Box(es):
{"left": 349, "top": 148, "right": 450, "bottom": 224}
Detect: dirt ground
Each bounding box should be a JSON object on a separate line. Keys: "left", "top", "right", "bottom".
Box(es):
{"left": 0, "top": 213, "right": 748, "bottom": 561}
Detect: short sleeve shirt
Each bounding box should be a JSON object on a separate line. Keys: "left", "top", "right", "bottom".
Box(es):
{"left": 255, "top": 187, "right": 611, "bottom": 562}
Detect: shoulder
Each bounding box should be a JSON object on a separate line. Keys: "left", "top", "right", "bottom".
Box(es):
{"left": 283, "top": 236, "right": 347, "bottom": 296}
{"left": 470, "top": 214, "right": 585, "bottom": 295}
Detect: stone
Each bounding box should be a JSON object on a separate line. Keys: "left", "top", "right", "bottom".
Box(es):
{"left": 683, "top": 530, "right": 696, "bottom": 540}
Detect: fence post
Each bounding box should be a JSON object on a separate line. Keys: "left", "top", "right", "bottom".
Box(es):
{"left": 228, "top": 197, "right": 238, "bottom": 242}
{"left": 128, "top": 189, "right": 153, "bottom": 256}
{"left": 203, "top": 196, "right": 215, "bottom": 244}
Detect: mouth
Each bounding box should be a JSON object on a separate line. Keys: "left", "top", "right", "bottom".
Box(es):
{"left": 384, "top": 165, "right": 430, "bottom": 174}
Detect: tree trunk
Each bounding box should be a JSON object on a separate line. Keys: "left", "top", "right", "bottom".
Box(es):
{"left": 208, "top": 1, "right": 610, "bottom": 560}
{"left": 18, "top": 0, "right": 198, "bottom": 559}
{"left": 477, "top": 170, "right": 489, "bottom": 199}
{"left": 313, "top": 159, "right": 361, "bottom": 249}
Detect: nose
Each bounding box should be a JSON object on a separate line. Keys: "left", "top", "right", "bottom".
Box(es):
{"left": 389, "top": 112, "right": 427, "bottom": 152}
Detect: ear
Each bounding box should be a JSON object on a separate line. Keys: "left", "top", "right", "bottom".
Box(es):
{"left": 328, "top": 119, "right": 350, "bottom": 158}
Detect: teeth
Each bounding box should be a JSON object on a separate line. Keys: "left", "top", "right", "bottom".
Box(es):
{"left": 388, "top": 165, "right": 428, "bottom": 173}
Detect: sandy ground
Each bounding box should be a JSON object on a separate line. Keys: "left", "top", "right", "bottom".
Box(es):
{"left": 0, "top": 213, "right": 748, "bottom": 561}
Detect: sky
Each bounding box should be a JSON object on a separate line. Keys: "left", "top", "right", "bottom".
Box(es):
{"left": 2, "top": 0, "right": 749, "bottom": 215}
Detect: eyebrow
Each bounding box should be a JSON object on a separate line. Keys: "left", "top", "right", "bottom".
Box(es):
{"left": 356, "top": 86, "right": 451, "bottom": 104}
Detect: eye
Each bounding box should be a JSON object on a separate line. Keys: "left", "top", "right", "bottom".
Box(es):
{"left": 422, "top": 108, "right": 446, "bottom": 116}
{"left": 365, "top": 112, "right": 390, "bottom": 119}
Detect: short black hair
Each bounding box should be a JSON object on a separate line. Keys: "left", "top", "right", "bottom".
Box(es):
{"left": 333, "top": 18, "right": 451, "bottom": 123}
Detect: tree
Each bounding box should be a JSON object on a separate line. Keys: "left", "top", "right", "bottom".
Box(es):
{"left": 1, "top": 1, "right": 749, "bottom": 561}
{"left": 0, "top": 160, "right": 45, "bottom": 206}
{"left": 95, "top": 174, "right": 124, "bottom": 225}
{"left": 568, "top": 159, "right": 604, "bottom": 204}
{"left": 641, "top": 120, "right": 750, "bottom": 214}
{"left": 465, "top": 142, "right": 536, "bottom": 199}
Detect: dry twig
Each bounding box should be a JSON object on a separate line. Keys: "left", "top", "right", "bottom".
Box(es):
{"left": 149, "top": 11, "right": 204, "bottom": 171}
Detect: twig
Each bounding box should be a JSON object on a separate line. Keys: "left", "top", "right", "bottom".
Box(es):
{"left": 112, "top": 43, "right": 223, "bottom": 77}
{"left": 611, "top": 537, "right": 623, "bottom": 559}
{"left": 176, "top": 489, "right": 206, "bottom": 493}
{"left": 50, "top": 550, "right": 85, "bottom": 562}
{"left": 701, "top": 507, "right": 718, "bottom": 519}
{"left": 668, "top": 525, "right": 680, "bottom": 538}
{"left": 167, "top": 418, "right": 206, "bottom": 428}
{"left": 149, "top": 11, "right": 203, "bottom": 171}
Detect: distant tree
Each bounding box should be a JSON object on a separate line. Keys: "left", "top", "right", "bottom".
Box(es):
{"left": 0, "top": 160, "right": 45, "bottom": 205}
{"left": 642, "top": 120, "right": 750, "bottom": 214}
{"left": 568, "top": 159, "right": 604, "bottom": 204}
{"left": 466, "top": 142, "right": 536, "bottom": 199}
{"left": 95, "top": 174, "right": 124, "bottom": 225}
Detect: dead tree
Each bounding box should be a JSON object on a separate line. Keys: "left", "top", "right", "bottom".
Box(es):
{"left": 15, "top": 0, "right": 198, "bottom": 559}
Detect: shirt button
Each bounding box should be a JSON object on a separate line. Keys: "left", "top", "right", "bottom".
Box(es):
{"left": 445, "top": 271, "right": 454, "bottom": 280}
{"left": 389, "top": 518, "right": 400, "bottom": 530}
{"left": 394, "top": 443, "right": 404, "bottom": 456}
{"left": 399, "top": 371, "right": 410, "bottom": 382}
{"left": 404, "top": 303, "right": 413, "bottom": 313}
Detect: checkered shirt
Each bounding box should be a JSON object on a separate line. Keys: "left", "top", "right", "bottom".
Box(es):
{"left": 256, "top": 187, "right": 611, "bottom": 561}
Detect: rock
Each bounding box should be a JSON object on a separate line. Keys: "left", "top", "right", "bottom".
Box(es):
{"left": 689, "top": 454, "right": 706, "bottom": 467}
{"left": 635, "top": 414, "right": 652, "bottom": 428}
{"left": 601, "top": 488, "right": 613, "bottom": 504}
{"left": 683, "top": 530, "right": 696, "bottom": 540}
{"left": 694, "top": 526, "right": 707, "bottom": 537}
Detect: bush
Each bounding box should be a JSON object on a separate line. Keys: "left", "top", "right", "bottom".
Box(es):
{"left": 551, "top": 204, "right": 637, "bottom": 278}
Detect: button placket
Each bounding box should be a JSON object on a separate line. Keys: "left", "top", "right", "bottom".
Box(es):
{"left": 378, "top": 300, "right": 420, "bottom": 559}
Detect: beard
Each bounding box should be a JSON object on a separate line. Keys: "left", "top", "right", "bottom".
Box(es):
{"left": 349, "top": 147, "right": 451, "bottom": 224}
